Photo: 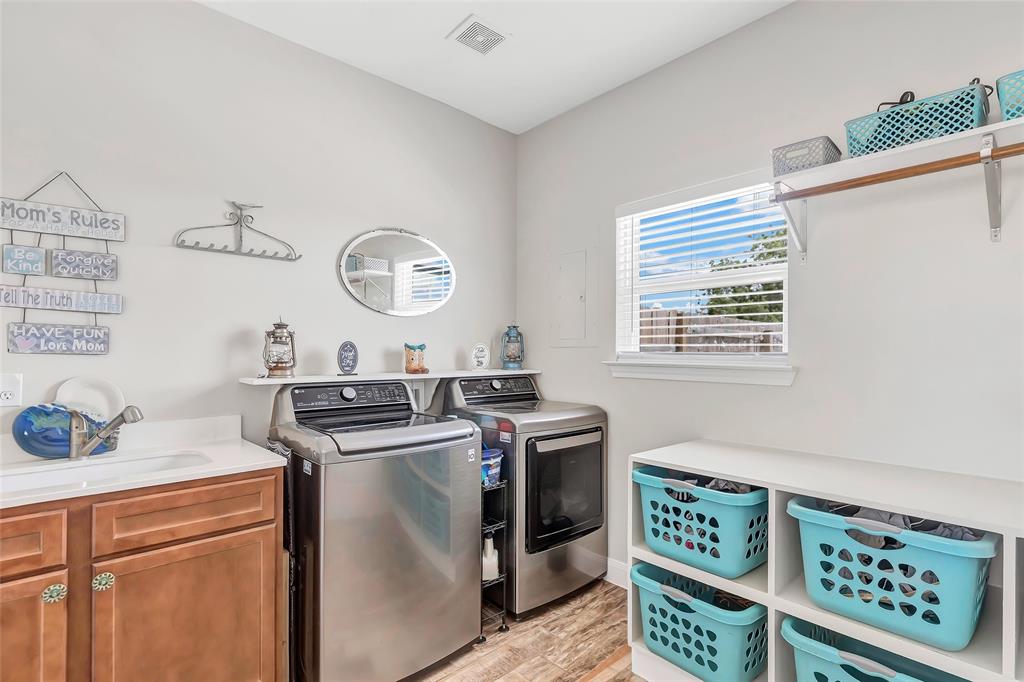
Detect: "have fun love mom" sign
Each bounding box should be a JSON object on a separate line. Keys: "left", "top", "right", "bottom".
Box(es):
{"left": 8, "top": 322, "right": 110, "bottom": 354}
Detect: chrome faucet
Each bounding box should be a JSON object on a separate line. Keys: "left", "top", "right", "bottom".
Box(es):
{"left": 68, "top": 405, "right": 144, "bottom": 460}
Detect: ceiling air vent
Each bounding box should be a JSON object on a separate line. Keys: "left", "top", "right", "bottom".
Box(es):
{"left": 447, "top": 14, "right": 506, "bottom": 55}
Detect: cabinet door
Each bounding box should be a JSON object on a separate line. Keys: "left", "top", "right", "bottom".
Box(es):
{"left": 0, "top": 569, "right": 68, "bottom": 682}
{"left": 92, "top": 525, "right": 276, "bottom": 682}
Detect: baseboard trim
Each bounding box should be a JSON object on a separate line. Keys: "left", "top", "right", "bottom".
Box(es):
{"left": 605, "top": 557, "right": 628, "bottom": 588}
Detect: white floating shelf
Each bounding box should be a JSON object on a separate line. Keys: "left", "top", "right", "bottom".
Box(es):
{"left": 238, "top": 368, "right": 540, "bottom": 386}
{"left": 627, "top": 439, "right": 1024, "bottom": 681}
{"left": 773, "top": 117, "right": 1024, "bottom": 253}
{"left": 772, "top": 118, "right": 1024, "bottom": 192}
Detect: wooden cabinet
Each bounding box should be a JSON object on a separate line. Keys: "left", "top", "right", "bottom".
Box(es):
{"left": 0, "top": 468, "right": 283, "bottom": 682}
{"left": 0, "top": 569, "right": 69, "bottom": 682}
{"left": 0, "top": 509, "right": 67, "bottom": 580}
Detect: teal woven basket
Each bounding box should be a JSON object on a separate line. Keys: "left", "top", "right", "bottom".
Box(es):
{"left": 845, "top": 83, "right": 989, "bottom": 157}
{"left": 997, "top": 69, "right": 1024, "bottom": 121}
{"left": 787, "top": 498, "right": 998, "bottom": 651}
{"left": 633, "top": 466, "right": 768, "bottom": 578}
{"left": 782, "top": 617, "right": 967, "bottom": 682}
{"left": 631, "top": 562, "right": 767, "bottom": 681}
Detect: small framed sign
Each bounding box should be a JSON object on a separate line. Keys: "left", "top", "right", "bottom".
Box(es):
{"left": 470, "top": 342, "right": 490, "bottom": 370}
{"left": 0, "top": 198, "right": 125, "bottom": 241}
{"left": 0, "top": 285, "right": 123, "bottom": 314}
{"left": 2, "top": 244, "right": 45, "bottom": 276}
{"left": 50, "top": 249, "right": 118, "bottom": 280}
{"left": 337, "top": 340, "right": 359, "bottom": 375}
{"left": 8, "top": 322, "right": 110, "bottom": 354}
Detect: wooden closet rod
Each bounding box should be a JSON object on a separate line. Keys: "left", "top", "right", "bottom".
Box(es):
{"left": 775, "top": 140, "right": 1024, "bottom": 202}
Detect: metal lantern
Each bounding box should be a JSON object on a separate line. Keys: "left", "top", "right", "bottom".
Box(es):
{"left": 501, "top": 324, "right": 524, "bottom": 370}
{"left": 263, "top": 320, "right": 296, "bottom": 378}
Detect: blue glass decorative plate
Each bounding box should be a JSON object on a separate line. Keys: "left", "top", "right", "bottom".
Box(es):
{"left": 12, "top": 403, "right": 110, "bottom": 459}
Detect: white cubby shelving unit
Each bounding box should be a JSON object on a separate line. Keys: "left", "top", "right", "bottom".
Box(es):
{"left": 627, "top": 440, "right": 1024, "bottom": 681}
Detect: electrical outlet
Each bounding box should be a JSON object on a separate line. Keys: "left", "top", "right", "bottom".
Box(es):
{"left": 0, "top": 374, "right": 23, "bottom": 406}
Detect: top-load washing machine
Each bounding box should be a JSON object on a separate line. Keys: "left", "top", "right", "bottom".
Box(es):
{"left": 430, "top": 374, "right": 607, "bottom": 614}
{"left": 271, "top": 381, "right": 482, "bottom": 681}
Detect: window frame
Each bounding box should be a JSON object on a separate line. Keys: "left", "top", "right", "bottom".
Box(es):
{"left": 606, "top": 168, "right": 797, "bottom": 386}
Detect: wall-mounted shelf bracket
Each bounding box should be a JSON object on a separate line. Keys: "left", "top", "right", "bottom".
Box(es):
{"left": 979, "top": 134, "right": 1001, "bottom": 242}
{"left": 773, "top": 182, "right": 807, "bottom": 263}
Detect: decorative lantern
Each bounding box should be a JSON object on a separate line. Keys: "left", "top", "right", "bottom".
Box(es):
{"left": 501, "top": 324, "right": 524, "bottom": 370}
{"left": 263, "top": 320, "right": 296, "bottom": 377}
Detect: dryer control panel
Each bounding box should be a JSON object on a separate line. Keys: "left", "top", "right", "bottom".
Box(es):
{"left": 458, "top": 375, "right": 537, "bottom": 402}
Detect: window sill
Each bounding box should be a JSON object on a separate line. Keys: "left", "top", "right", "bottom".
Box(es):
{"left": 603, "top": 358, "right": 797, "bottom": 386}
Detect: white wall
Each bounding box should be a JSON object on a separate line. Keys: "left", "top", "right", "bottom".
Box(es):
{"left": 0, "top": 0, "right": 517, "bottom": 441}
{"left": 516, "top": 1, "right": 1024, "bottom": 563}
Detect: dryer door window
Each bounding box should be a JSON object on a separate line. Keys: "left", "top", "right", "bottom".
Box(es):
{"left": 525, "top": 428, "right": 604, "bottom": 554}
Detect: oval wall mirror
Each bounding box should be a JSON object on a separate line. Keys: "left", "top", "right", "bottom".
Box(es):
{"left": 338, "top": 228, "right": 456, "bottom": 316}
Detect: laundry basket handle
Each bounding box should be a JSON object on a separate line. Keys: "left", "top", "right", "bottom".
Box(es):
{"left": 659, "top": 585, "right": 693, "bottom": 602}
{"left": 660, "top": 478, "right": 697, "bottom": 490}
{"left": 837, "top": 651, "right": 897, "bottom": 678}
{"left": 845, "top": 517, "right": 904, "bottom": 535}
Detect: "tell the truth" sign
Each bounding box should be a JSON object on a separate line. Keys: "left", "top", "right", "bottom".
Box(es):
{"left": 0, "top": 284, "right": 123, "bottom": 314}
{"left": 8, "top": 322, "right": 110, "bottom": 354}
{"left": 0, "top": 198, "right": 125, "bottom": 241}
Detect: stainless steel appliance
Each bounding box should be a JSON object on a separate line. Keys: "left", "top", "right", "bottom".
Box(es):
{"left": 270, "top": 382, "right": 481, "bottom": 681}
{"left": 430, "top": 375, "right": 607, "bottom": 614}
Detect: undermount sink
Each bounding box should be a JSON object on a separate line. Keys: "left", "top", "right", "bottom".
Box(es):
{"left": 0, "top": 450, "right": 212, "bottom": 495}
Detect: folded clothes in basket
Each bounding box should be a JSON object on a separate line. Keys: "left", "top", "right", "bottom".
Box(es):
{"left": 667, "top": 475, "right": 753, "bottom": 502}
{"left": 815, "top": 499, "right": 983, "bottom": 548}
{"left": 712, "top": 590, "right": 757, "bottom": 612}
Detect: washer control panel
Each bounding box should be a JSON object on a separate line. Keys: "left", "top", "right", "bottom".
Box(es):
{"left": 291, "top": 382, "right": 409, "bottom": 411}
{"left": 459, "top": 375, "right": 536, "bottom": 399}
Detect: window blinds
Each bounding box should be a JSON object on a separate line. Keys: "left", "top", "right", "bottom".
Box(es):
{"left": 616, "top": 183, "right": 789, "bottom": 357}
{"left": 395, "top": 256, "right": 453, "bottom": 311}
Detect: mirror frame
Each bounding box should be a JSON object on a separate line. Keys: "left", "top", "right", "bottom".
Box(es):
{"left": 337, "top": 227, "right": 457, "bottom": 317}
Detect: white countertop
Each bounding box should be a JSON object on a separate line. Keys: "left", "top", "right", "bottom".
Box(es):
{"left": 0, "top": 415, "right": 284, "bottom": 509}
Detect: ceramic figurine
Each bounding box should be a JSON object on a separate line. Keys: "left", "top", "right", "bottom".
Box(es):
{"left": 404, "top": 342, "right": 429, "bottom": 374}
{"left": 501, "top": 324, "right": 524, "bottom": 370}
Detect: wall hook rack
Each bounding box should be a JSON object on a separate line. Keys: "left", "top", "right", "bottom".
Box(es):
{"left": 174, "top": 201, "right": 302, "bottom": 262}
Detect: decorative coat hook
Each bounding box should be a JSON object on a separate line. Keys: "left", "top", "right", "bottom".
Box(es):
{"left": 174, "top": 201, "right": 302, "bottom": 262}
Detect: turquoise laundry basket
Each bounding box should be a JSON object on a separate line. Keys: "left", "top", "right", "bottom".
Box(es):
{"left": 997, "top": 69, "right": 1024, "bottom": 121}
{"left": 845, "top": 82, "right": 989, "bottom": 157}
{"left": 633, "top": 466, "right": 768, "bottom": 578}
{"left": 631, "top": 562, "right": 767, "bottom": 681}
{"left": 787, "top": 497, "right": 998, "bottom": 651}
{"left": 782, "top": 617, "right": 967, "bottom": 682}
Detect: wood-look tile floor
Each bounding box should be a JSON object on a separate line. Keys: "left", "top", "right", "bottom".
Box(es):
{"left": 411, "top": 580, "right": 641, "bottom": 682}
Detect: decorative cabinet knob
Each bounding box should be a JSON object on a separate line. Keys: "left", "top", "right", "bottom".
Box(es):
{"left": 92, "top": 572, "right": 116, "bottom": 592}
{"left": 41, "top": 583, "right": 68, "bottom": 604}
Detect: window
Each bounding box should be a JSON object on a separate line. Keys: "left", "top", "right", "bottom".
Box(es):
{"left": 611, "top": 173, "right": 794, "bottom": 384}
{"left": 394, "top": 256, "right": 454, "bottom": 312}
